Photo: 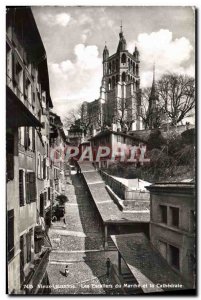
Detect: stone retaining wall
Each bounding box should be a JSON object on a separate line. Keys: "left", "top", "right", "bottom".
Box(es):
{"left": 99, "top": 170, "right": 150, "bottom": 211}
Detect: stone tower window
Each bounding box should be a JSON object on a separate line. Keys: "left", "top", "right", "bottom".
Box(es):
{"left": 122, "top": 72, "right": 126, "bottom": 82}
{"left": 109, "top": 62, "right": 111, "bottom": 74}
{"left": 136, "top": 64, "right": 139, "bottom": 76}
{"left": 108, "top": 78, "right": 111, "bottom": 90}
{"left": 116, "top": 59, "right": 119, "bottom": 70}
{"left": 112, "top": 60, "right": 115, "bottom": 72}
{"left": 133, "top": 63, "right": 135, "bottom": 74}
{"left": 112, "top": 76, "right": 115, "bottom": 88}
{"left": 128, "top": 58, "right": 130, "bottom": 70}
{"left": 121, "top": 53, "right": 126, "bottom": 64}
{"left": 116, "top": 75, "right": 119, "bottom": 84}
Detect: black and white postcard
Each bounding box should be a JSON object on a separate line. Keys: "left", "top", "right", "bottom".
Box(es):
{"left": 6, "top": 5, "right": 196, "bottom": 295}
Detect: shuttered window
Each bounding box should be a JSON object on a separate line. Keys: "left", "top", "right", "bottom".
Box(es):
{"left": 37, "top": 154, "right": 41, "bottom": 178}
{"left": 20, "top": 235, "right": 24, "bottom": 284}
{"left": 29, "top": 172, "right": 36, "bottom": 203}
{"left": 43, "top": 157, "right": 46, "bottom": 179}
{"left": 23, "top": 71, "right": 28, "bottom": 99}
{"left": 6, "top": 131, "right": 14, "bottom": 181}
{"left": 48, "top": 187, "right": 51, "bottom": 200}
{"left": 26, "top": 172, "right": 30, "bottom": 204}
{"left": 32, "top": 128, "right": 35, "bottom": 152}
{"left": 24, "top": 127, "right": 30, "bottom": 150}
{"left": 12, "top": 53, "right": 17, "bottom": 85}
{"left": 44, "top": 192, "right": 47, "bottom": 207}
{"left": 7, "top": 209, "right": 14, "bottom": 261}
{"left": 19, "top": 169, "right": 25, "bottom": 206}
{"left": 26, "top": 231, "right": 32, "bottom": 263}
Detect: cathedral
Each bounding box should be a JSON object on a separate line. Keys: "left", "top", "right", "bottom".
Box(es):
{"left": 81, "top": 25, "right": 143, "bottom": 135}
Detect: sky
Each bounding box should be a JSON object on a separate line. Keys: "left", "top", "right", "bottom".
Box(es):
{"left": 32, "top": 6, "right": 195, "bottom": 120}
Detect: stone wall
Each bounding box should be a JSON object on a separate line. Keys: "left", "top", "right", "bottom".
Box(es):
{"left": 129, "top": 124, "right": 194, "bottom": 142}
{"left": 99, "top": 170, "right": 150, "bottom": 211}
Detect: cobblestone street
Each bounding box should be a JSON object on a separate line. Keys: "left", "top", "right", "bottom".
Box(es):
{"left": 47, "top": 173, "right": 121, "bottom": 295}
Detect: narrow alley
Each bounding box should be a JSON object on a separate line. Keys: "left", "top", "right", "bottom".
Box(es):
{"left": 47, "top": 173, "right": 121, "bottom": 295}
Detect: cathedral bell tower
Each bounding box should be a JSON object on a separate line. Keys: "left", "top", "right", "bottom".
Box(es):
{"left": 98, "top": 23, "right": 142, "bottom": 130}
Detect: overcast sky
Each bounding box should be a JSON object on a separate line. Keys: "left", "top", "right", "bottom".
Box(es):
{"left": 32, "top": 6, "right": 195, "bottom": 120}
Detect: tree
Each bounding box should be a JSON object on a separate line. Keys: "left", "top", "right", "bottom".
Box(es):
{"left": 157, "top": 74, "right": 195, "bottom": 125}
{"left": 63, "top": 103, "right": 92, "bottom": 136}
{"left": 63, "top": 104, "right": 82, "bottom": 130}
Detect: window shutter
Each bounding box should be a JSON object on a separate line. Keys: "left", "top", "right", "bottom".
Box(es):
{"left": 23, "top": 71, "right": 28, "bottom": 98}
{"left": 23, "top": 234, "right": 27, "bottom": 265}
{"left": 48, "top": 187, "right": 50, "bottom": 200}
{"left": 26, "top": 172, "right": 30, "bottom": 204}
{"left": 26, "top": 232, "right": 31, "bottom": 263}
{"left": 19, "top": 169, "right": 24, "bottom": 206}
{"left": 7, "top": 209, "right": 14, "bottom": 261}
{"left": 24, "top": 127, "right": 30, "bottom": 150}
{"left": 43, "top": 158, "right": 46, "bottom": 179}
{"left": 37, "top": 155, "right": 41, "bottom": 178}
{"left": 12, "top": 53, "right": 17, "bottom": 85}
{"left": 29, "top": 172, "right": 36, "bottom": 202}
{"left": 24, "top": 127, "right": 27, "bottom": 149}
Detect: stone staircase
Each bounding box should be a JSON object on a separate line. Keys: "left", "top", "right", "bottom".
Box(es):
{"left": 121, "top": 272, "right": 143, "bottom": 294}
{"left": 107, "top": 236, "right": 117, "bottom": 251}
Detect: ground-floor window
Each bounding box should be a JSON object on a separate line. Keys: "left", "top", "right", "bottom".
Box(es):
{"left": 169, "top": 244, "right": 180, "bottom": 270}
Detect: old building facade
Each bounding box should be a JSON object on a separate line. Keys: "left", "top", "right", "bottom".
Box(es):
{"left": 6, "top": 7, "right": 53, "bottom": 294}
{"left": 146, "top": 183, "right": 195, "bottom": 288}
{"left": 49, "top": 112, "right": 68, "bottom": 201}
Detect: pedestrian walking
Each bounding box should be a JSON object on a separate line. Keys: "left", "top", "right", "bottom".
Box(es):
{"left": 64, "top": 265, "right": 69, "bottom": 277}
{"left": 106, "top": 257, "right": 110, "bottom": 277}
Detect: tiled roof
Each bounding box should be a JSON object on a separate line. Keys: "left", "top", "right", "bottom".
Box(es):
{"left": 111, "top": 233, "right": 188, "bottom": 293}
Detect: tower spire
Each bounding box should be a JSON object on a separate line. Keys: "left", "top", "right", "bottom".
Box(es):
{"left": 153, "top": 62, "right": 155, "bottom": 83}
{"left": 120, "top": 20, "right": 123, "bottom": 33}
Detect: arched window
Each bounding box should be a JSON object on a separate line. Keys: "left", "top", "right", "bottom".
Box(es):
{"left": 128, "top": 75, "right": 130, "bottom": 81}
{"left": 133, "top": 63, "right": 135, "bottom": 74}
{"left": 136, "top": 64, "right": 139, "bottom": 76}
{"left": 108, "top": 78, "right": 111, "bottom": 90}
{"left": 109, "top": 62, "right": 111, "bottom": 74}
{"left": 112, "top": 61, "right": 115, "bottom": 72}
{"left": 130, "top": 60, "right": 132, "bottom": 71}
{"left": 122, "top": 72, "right": 126, "bottom": 82}
{"left": 128, "top": 58, "right": 130, "bottom": 71}
{"left": 116, "top": 59, "right": 119, "bottom": 70}
{"left": 116, "top": 74, "right": 119, "bottom": 84}
{"left": 121, "top": 53, "right": 126, "bottom": 64}
{"left": 112, "top": 76, "right": 115, "bottom": 88}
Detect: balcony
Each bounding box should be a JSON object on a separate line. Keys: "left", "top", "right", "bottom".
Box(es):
{"left": 6, "top": 75, "right": 43, "bottom": 128}
{"left": 23, "top": 248, "right": 51, "bottom": 294}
